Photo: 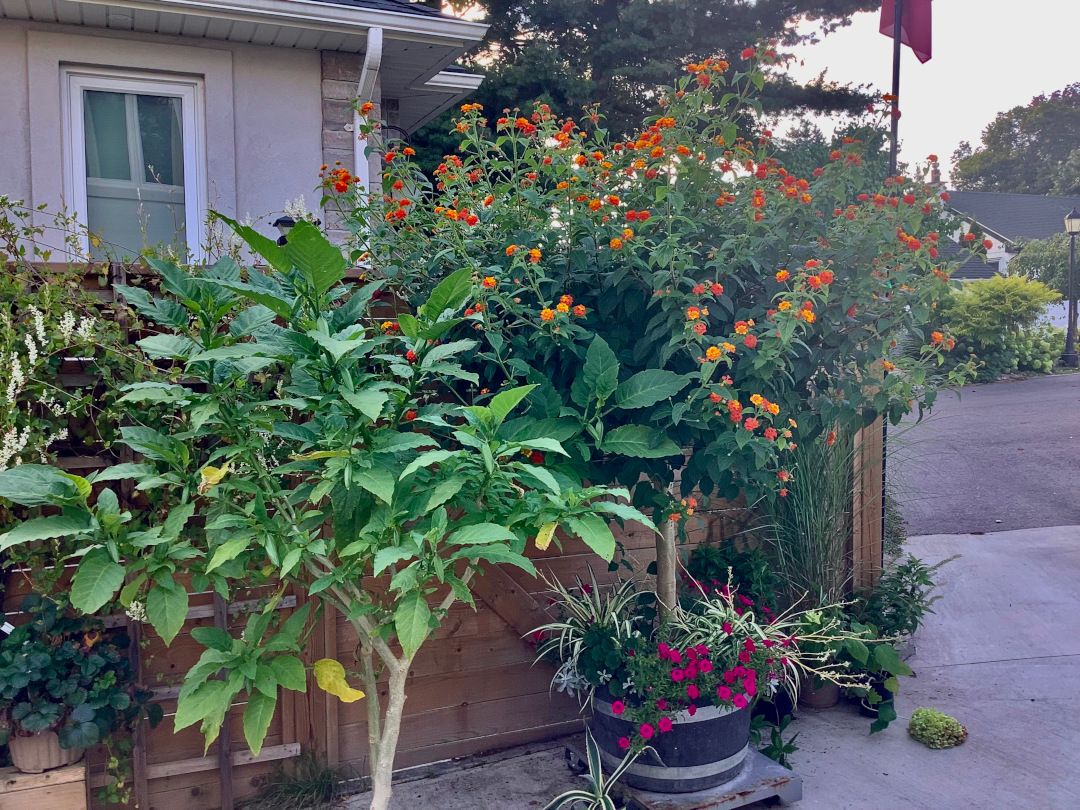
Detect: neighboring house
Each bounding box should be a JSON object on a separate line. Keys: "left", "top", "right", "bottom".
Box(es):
{"left": 945, "top": 190, "right": 1080, "bottom": 280}
{"left": 0, "top": 0, "right": 486, "bottom": 259}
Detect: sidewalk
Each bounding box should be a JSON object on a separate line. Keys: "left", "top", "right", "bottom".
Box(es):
{"left": 343, "top": 527, "right": 1080, "bottom": 809}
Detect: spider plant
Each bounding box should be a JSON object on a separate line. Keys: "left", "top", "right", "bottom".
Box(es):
{"left": 533, "top": 569, "right": 653, "bottom": 701}
{"left": 544, "top": 729, "right": 639, "bottom": 810}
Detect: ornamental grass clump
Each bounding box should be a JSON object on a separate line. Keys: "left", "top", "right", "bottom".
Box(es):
{"left": 908, "top": 707, "right": 967, "bottom": 749}
{"left": 333, "top": 48, "right": 976, "bottom": 616}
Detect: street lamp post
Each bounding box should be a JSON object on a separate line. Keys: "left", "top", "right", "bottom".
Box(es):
{"left": 1062, "top": 208, "right": 1080, "bottom": 368}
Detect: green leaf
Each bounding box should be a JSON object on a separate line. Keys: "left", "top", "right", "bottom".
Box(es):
{"left": 269, "top": 656, "right": 307, "bottom": 692}
{"left": 583, "top": 336, "right": 620, "bottom": 403}
{"left": 136, "top": 334, "right": 200, "bottom": 360}
{"left": 173, "top": 679, "right": 230, "bottom": 733}
{"left": 600, "top": 425, "right": 682, "bottom": 458}
{"left": 447, "top": 523, "right": 517, "bottom": 546}
{"left": 873, "top": 644, "right": 913, "bottom": 676}
{"left": 191, "top": 627, "right": 234, "bottom": 653}
{"left": 394, "top": 592, "right": 431, "bottom": 659}
{"left": 488, "top": 385, "right": 537, "bottom": 426}
{"left": 206, "top": 536, "right": 250, "bottom": 572}
{"left": 283, "top": 222, "right": 346, "bottom": 297}
{"left": 425, "top": 478, "right": 464, "bottom": 511}
{"left": 614, "top": 370, "right": 691, "bottom": 409}
{"left": 400, "top": 450, "right": 459, "bottom": 479}
{"left": 243, "top": 691, "right": 277, "bottom": 757}
{"left": 163, "top": 502, "right": 196, "bottom": 539}
{"left": 216, "top": 281, "right": 295, "bottom": 320}
{"left": 374, "top": 546, "right": 417, "bottom": 576}
{"left": 70, "top": 548, "right": 125, "bottom": 614}
{"left": 451, "top": 545, "right": 536, "bottom": 575}
{"left": 214, "top": 214, "right": 290, "bottom": 273}
{"left": 341, "top": 389, "right": 388, "bottom": 421}
{"left": 146, "top": 580, "right": 189, "bottom": 646}
{"left": 397, "top": 312, "right": 419, "bottom": 339}
{"left": 883, "top": 676, "right": 900, "bottom": 695}
{"left": 419, "top": 266, "right": 472, "bottom": 320}
{"left": 420, "top": 339, "right": 477, "bottom": 368}
{"left": 353, "top": 467, "right": 396, "bottom": 504}
{"left": 842, "top": 637, "right": 870, "bottom": 665}
{"left": 508, "top": 437, "right": 568, "bottom": 457}
{"left": 567, "top": 515, "right": 616, "bottom": 561}
{"left": 90, "top": 463, "right": 157, "bottom": 483}
{"left": 0, "top": 512, "right": 94, "bottom": 553}
{"left": 0, "top": 464, "right": 83, "bottom": 506}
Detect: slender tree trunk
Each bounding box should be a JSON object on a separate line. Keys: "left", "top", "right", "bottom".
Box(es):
{"left": 656, "top": 515, "right": 677, "bottom": 619}
{"left": 368, "top": 661, "right": 410, "bottom": 810}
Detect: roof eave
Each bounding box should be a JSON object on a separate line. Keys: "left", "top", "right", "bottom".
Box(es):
{"left": 71, "top": 0, "right": 488, "bottom": 44}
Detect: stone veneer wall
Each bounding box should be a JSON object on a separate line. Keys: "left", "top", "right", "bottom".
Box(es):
{"left": 320, "top": 51, "right": 399, "bottom": 242}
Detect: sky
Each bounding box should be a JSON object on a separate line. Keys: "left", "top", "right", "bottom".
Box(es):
{"left": 783, "top": 0, "right": 1075, "bottom": 183}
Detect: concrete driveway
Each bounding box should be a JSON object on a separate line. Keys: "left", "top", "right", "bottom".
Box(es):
{"left": 891, "top": 373, "right": 1080, "bottom": 536}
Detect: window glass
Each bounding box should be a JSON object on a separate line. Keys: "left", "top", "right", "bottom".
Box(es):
{"left": 137, "top": 95, "right": 184, "bottom": 187}
{"left": 83, "top": 91, "right": 131, "bottom": 181}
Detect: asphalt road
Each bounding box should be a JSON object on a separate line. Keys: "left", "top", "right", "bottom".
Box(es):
{"left": 891, "top": 372, "right": 1080, "bottom": 536}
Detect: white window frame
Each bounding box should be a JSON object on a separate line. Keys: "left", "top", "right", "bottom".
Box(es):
{"left": 61, "top": 66, "right": 208, "bottom": 262}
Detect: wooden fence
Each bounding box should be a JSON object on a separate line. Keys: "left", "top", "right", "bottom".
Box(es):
{"left": 1, "top": 264, "right": 882, "bottom": 809}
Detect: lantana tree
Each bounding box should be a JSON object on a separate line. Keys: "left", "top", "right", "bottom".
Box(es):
{"left": 0, "top": 222, "right": 652, "bottom": 810}
{"left": 331, "top": 48, "right": 975, "bottom": 612}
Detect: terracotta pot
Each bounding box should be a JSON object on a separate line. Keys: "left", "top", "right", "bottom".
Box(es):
{"left": 8, "top": 731, "right": 85, "bottom": 773}
{"left": 798, "top": 677, "right": 841, "bottom": 709}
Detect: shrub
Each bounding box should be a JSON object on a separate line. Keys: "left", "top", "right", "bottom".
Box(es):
{"left": 333, "top": 55, "right": 975, "bottom": 612}
{"left": 908, "top": 707, "right": 967, "bottom": 749}
{"left": 946, "top": 275, "right": 1059, "bottom": 349}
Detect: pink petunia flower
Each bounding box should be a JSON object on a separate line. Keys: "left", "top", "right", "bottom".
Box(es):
{"left": 618, "top": 736, "right": 631, "bottom": 750}
{"left": 658, "top": 717, "right": 673, "bottom": 733}
{"left": 640, "top": 723, "right": 655, "bottom": 739}
{"left": 612, "top": 700, "right": 625, "bottom": 715}
{"left": 717, "top": 685, "right": 732, "bottom": 700}
{"left": 734, "top": 694, "right": 748, "bottom": 709}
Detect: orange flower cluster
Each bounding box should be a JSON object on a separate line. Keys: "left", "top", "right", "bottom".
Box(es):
{"left": 540, "top": 294, "right": 586, "bottom": 324}
{"left": 321, "top": 165, "right": 359, "bottom": 194}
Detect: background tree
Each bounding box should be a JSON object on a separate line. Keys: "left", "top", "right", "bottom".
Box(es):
{"left": 1009, "top": 233, "right": 1071, "bottom": 296}
{"left": 411, "top": 0, "right": 880, "bottom": 171}
{"left": 951, "top": 84, "right": 1080, "bottom": 195}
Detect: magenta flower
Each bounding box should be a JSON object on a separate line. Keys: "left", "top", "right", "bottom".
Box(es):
{"left": 669, "top": 649, "right": 683, "bottom": 665}
{"left": 723, "top": 670, "right": 738, "bottom": 685}
{"left": 657, "top": 698, "right": 667, "bottom": 710}
{"left": 640, "top": 723, "right": 655, "bottom": 740}
{"left": 743, "top": 638, "right": 757, "bottom": 653}
{"left": 658, "top": 717, "right": 673, "bottom": 733}
{"left": 722, "top": 622, "right": 733, "bottom": 635}
{"left": 657, "top": 642, "right": 670, "bottom": 660}
{"left": 733, "top": 694, "right": 748, "bottom": 709}
{"left": 618, "top": 736, "right": 631, "bottom": 750}
{"left": 743, "top": 678, "right": 757, "bottom": 697}
{"left": 695, "top": 645, "right": 710, "bottom": 657}
{"left": 671, "top": 668, "right": 686, "bottom": 682}
{"left": 611, "top": 700, "right": 626, "bottom": 715}
{"left": 687, "top": 704, "right": 698, "bottom": 716}
{"left": 717, "top": 685, "right": 732, "bottom": 700}
{"left": 699, "top": 659, "right": 713, "bottom": 674}
{"left": 738, "top": 650, "right": 751, "bottom": 664}
{"left": 687, "top": 684, "right": 700, "bottom": 700}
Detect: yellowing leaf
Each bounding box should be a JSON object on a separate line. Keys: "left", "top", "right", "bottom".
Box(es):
{"left": 535, "top": 522, "right": 557, "bottom": 552}
{"left": 288, "top": 450, "right": 351, "bottom": 460}
{"left": 198, "top": 463, "right": 230, "bottom": 495}
{"left": 313, "top": 659, "right": 365, "bottom": 703}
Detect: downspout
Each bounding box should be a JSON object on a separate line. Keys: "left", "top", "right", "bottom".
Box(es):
{"left": 354, "top": 26, "right": 384, "bottom": 191}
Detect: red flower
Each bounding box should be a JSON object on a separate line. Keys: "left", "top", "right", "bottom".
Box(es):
{"left": 404, "top": 410, "right": 417, "bottom": 422}
{"left": 764, "top": 427, "right": 778, "bottom": 440}
{"left": 963, "top": 232, "right": 976, "bottom": 242}
{"left": 710, "top": 283, "right": 724, "bottom": 295}
{"left": 743, "top": 334, "right": 758, "bottom": 349}
{"left": 818, "top": 269, "right": 834, "bottom": 285}
{"left": 405, "top": 350, "right": 418, "bottom": 363}
{"left": 983, "top": 239, "right": 994, "bottom": 250}
{"left": 941, "top": 192, "right": 950, "bottom": 202}
{"left": 741, "top": 47, "right": 756, "bottom": 59}
{"left": 743, "top": 417, "right": 759, "bottom": 431}
{"left": 902, "top": 193, "right": 916, "bottom": 205}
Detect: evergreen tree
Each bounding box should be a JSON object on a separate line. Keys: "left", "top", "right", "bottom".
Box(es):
{"left": 410, "top": 0, "right": 881, "bottom": 171}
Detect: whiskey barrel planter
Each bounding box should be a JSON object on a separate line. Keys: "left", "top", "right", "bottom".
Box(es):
{"left": 590, "top": 690, "right": 750, "bottom": 793}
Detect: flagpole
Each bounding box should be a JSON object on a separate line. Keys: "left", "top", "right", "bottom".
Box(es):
{"left": 882, "top": 0, "right": 904, "bottom": 569}
{"left": 888, "top": 0, "right": 904, "bottom": 175}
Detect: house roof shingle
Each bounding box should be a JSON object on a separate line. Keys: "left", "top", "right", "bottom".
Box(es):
{"left": 306, "top": 0, "right": 443, "bottom": 17}
{"left": 939, "top": 238, "right": 1000, "bottom": 280}
{"left": 947, "top": 190, "right": 1080, "bottom": 244}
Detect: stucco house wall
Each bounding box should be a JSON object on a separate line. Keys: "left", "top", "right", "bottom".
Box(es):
{"left": 0, "top": 18, "right": 334, "bottom": 251}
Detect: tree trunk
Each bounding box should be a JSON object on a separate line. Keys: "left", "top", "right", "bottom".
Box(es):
{"left": 368, "top": 661, "right": 410, "bottom": 810}
{"left": 656, "top": 515, "right": 678, "bottom": 620}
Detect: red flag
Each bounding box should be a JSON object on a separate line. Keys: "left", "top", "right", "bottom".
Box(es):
{"left": 880, "top": 0, "right": 933, "bottom": 64}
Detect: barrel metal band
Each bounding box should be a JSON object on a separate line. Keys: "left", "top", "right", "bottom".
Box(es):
{"left": 593, "top": 699, "right": 740, "bottom": 724}
{"left": 596, "top": 744, "right": 749, "bottom": 780}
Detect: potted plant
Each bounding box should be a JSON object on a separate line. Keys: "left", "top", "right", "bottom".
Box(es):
{"left": 0, "top": 595, "right": 161, "bottom": 774}
{"left": 537, "top": 576, "right": 866, "bottom": 793}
